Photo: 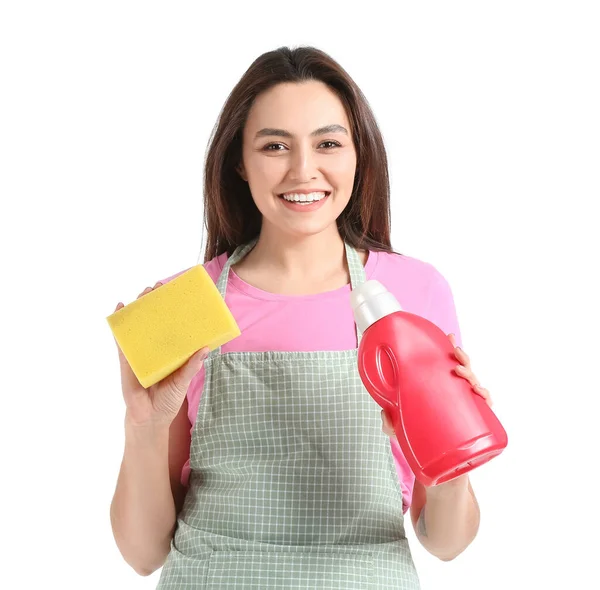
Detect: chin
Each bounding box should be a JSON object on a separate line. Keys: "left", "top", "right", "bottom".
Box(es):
{"left": 281, "top": 218, "right": 341, "bottom": 239}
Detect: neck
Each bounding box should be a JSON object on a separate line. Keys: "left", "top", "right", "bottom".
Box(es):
{"left": 249, "top": 223, "right": 346, "bottom": 279}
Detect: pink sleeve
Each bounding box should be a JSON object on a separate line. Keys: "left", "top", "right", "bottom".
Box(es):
{"left": 424, "top": 269, "right": 463, "bottom": 349}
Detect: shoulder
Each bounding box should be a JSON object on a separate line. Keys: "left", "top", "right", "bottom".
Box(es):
{"left": 372, "top": 250, "right": 450, "bottom": 292}
{"left": 158, "top": 252, "right": 228, "bottom": 286}
{"left": 372, "top": 250, "right": 462, "bottom": 344}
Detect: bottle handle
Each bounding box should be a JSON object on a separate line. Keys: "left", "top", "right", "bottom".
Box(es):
{"left": 359, "top": 343, "right": 404, "bottom": 426}
{"left": 360, "top": 343, "right": 422, "bottom": 472}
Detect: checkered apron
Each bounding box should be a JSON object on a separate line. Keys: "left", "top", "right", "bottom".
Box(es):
{"left": 156, "top": 240, "right": 420, "bottom": 589}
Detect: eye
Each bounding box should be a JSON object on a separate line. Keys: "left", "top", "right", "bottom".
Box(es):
{"left": 262, "top": 140, "right": 342, "bottom": 151}
{"left": 263, "top": 143, "right": 286, "bottom": 151}
{"left": 319, "top": 140, "right": 341, "bottom": 149}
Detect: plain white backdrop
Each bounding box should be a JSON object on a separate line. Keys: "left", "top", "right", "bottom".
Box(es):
{"left": 1, "top": 1, "right": 598, "bottom": 588}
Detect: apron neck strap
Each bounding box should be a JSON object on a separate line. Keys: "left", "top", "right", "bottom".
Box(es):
{"left": 344, "top": 241, "right": 366, "bottom": 292}
{"left": 212, "top": 238, "right": 366, "bottom": 355}
{"left": 215, "top": 238, "right": 257, "bottom": 299}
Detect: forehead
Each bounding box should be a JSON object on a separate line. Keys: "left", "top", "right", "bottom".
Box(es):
{"left": 245, "top": 81, "right": 351, "bottom": 135}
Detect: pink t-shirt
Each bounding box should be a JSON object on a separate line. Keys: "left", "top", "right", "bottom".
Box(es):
{"left": 161, "top": 248, "right": 462, "bottom": 514}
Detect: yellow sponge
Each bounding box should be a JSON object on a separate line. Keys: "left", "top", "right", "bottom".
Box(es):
{"left": 106, "top": 265, "right": 240, "bottom": 388}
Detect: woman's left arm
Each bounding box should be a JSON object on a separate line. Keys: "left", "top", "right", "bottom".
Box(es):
{"left": 381, "top": 334, "right": 493, "bottom": 561}
{"left": 409, "top": 474, "right": 479, "bottom": 561}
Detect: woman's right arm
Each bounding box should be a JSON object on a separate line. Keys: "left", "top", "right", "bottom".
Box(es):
{"left": 108, "top": 285, "right": 207, "bottom": 576}
{"left": 110, "top": 399, "right": 192, "bottom": 576}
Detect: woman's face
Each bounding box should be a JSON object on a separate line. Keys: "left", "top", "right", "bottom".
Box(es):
{"left": 239, "top": 81, "right": 357, "bottom": 239}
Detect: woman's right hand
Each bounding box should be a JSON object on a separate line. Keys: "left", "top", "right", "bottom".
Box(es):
{"left": 113, "top": 282, "right": 210, "bottom": 427}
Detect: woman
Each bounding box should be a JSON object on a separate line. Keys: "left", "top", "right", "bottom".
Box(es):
{"left": 110, "top": 45, "right": 492, "bottom": 589}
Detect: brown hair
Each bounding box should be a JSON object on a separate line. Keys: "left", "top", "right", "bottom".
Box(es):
{"left": 203, "top": 45, "right": 395, "bottom": 261}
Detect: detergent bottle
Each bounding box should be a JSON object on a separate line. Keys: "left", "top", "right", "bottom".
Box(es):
{"left": 350, "top": 280, "right": 507, "bottom": 486}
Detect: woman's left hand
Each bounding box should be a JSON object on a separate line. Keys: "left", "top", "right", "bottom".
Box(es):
{"left": 381, "top": 333, "right": 493, "bottom": 438}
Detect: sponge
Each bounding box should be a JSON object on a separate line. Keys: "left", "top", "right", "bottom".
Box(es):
{"left": 107, "top": 265, "right": 240, "bottom": 388}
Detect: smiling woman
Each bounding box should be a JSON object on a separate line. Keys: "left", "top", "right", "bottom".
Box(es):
{"left": 110, "top": 45, "right": 479, "bottom": 590}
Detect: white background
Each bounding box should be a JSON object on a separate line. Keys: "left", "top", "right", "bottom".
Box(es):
{"left": 1, "top": 1, "right": 599, "bottom": 588}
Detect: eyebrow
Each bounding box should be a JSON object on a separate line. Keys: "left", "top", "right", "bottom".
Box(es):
{"left": 254, "top": 124, "right": 349, "bottom": 140}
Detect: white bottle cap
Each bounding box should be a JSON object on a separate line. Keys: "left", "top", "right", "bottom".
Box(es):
{"left": 350, "top": 280, "right": 402, "bottom": 334}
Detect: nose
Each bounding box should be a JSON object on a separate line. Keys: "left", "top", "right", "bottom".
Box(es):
{"left": 287, "top": 143, "right": 318, "bottom": 182}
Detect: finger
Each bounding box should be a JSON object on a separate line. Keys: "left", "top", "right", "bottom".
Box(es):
{"left": 454, "top": 364, "right": 473, "bottom": 377}
{"left": 381, "top": 410, "right": 396, "bottom": 438}
{"left": 171, "top": 347, "right": 210, "bottom": 394}
{"left": 114, "top": 302, "right": 124, "bottom": 312}
{"left": 448, "top": 333, "right": 456, "bottom": 347}
{"left": 474, "top": 385, "right": 493, "bottom": 407}
{"left": 454, "top": 366, "right": 492, "bottom": 406}
{"left": 454, "top": 364, "right": 481, "bottom": 388}
{"left": 137, "top": 282, "right": 163, "bottom": 299}
{"left": 453, "top": 346, "right": 471, "bottom": 368}
{"left": 137, "top": 286, "right": 153, "bottom": 299}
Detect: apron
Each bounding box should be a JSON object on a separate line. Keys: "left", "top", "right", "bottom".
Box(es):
{"left": 156, "top": 240, "right": 421, "bottom": 589}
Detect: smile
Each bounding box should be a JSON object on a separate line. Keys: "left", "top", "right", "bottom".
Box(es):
{"left": 278, "top": 191, "right": 330, "bottom": 205}
{"left": 277, "top": 191, "right": 331, "bottom": 212}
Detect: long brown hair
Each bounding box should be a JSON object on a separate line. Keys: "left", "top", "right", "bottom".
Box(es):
{"left": 203, "top": 45, "right": 395, "bottom": 261}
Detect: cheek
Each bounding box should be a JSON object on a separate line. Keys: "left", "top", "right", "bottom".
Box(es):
{"left": 326, "top": 152, "right": 357, "bottom": 183}
{"left": 246, "top": 154, "right": 285, "bottom": 185}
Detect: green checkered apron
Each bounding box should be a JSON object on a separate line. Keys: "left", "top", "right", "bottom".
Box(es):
{"left": 156, "top": 240, "right": 421, "bottom": 589}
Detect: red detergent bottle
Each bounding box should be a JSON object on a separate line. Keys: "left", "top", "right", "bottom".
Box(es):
{"left": 350, "top": 280, "right": 507, "bottom": 486}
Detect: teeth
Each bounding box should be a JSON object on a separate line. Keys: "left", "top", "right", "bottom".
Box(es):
{"left": 281, "top": 191, "right": 327, "bottom": 203}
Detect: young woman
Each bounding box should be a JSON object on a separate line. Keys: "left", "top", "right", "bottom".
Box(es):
{"left": 110, "top": 45, "right": 492, "bottom": 589}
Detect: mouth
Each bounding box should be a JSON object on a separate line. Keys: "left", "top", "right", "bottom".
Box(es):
{"left": 277, "top": 191, "right": 331, "bottom": 205}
